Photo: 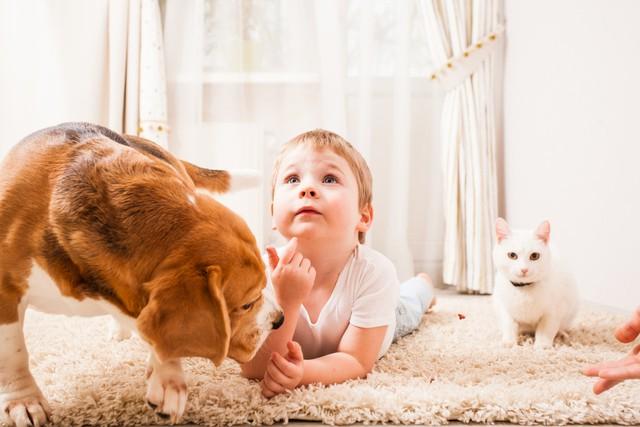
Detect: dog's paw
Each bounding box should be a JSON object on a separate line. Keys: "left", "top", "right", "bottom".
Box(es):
{"left": 108, "top": 317, "right": 132, "bottom": 341}
{"left": 145, "top": 360, "right": 187, "bottom": 424}
{"left": 2, "top": 396, "right": 51, "bottom": 427}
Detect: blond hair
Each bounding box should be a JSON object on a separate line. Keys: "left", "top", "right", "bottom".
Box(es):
{"left": 271, "top": 129, "right": 373, "bottom": 243}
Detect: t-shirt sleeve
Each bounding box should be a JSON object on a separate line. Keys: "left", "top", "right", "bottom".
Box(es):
{"left": 349, "top": 255, "right": 400, "bottom": 328}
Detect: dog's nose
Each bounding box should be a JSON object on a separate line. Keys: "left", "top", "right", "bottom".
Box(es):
{"left": 272, "top": 312, "right": 285, "bottom": 330}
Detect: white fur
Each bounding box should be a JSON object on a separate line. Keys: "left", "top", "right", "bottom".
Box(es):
{"left": 0, "top": 301, "right": 51, "bottom": 427}
{"left": 228, "top": 169, "right": 261, "bottom": 192}
{"left": 492, "top": 222, "right": 579, "bottom": 349}
{"left": 145, "top": 353, "right": 187, "bottom": 424}
{"left": 25, "top": 262, "right": 137, "bottom": 331}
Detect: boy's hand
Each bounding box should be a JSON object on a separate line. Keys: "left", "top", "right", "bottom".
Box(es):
{"left": 583, "top": 307, "right": 640, "bottom": 393}
{"left": 266, "top": 238, "right": 315, "bottom": 310}
{"left": 260, "top": 341, "right": 304, "bottom": 398}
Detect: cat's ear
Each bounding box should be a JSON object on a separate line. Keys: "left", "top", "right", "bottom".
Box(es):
{"left": 495, "top": 217, "right": 510, "bottom": 242}
{"left": 535, "top": 220, "right": 551, "bottom": 244}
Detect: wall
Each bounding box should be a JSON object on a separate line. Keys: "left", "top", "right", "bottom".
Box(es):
{"left": 503, "top": 0, "right": 640, "bottom": 311}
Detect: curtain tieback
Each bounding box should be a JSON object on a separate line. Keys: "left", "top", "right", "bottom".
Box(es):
{"left": 429, "top": 24, "right": 505, "bottom": 92}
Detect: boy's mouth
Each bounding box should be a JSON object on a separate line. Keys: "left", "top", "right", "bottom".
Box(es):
{"left": 295, "top": 206, "right": 321, "bottom": 216}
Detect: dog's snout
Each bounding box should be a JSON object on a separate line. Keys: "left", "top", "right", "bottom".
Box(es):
{"left": 272, "top": 312, "right": 285, "bottom": 330}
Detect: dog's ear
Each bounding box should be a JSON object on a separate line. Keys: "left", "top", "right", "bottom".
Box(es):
{"left": 136, "top": 267, "right": 231, "bottom": 365}
{"left": 204, "top": 265, "right": 231, "bottom": 365}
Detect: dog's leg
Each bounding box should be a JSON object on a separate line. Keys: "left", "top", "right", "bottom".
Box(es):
{"left": 144, "top": 352, "right": 187, "bottom": 424}
{"left": 108, "top": 316, "right": 132, "bottom": 341}
{"left": 0, "top": 300, "right": 50, "bottom": 427}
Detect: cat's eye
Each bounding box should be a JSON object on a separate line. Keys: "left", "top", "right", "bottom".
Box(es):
{"left": 530, "top": 252, "right": 540, "bottom": 261}
{"left": 507, "top": 252, "right": 518, "bottom": 260}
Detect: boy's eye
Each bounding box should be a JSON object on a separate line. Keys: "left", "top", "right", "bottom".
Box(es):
{"left": 529, "top": 252, "right": 540, "bottom": 261}
{"left": 323, "top": 175, "right": 337, "bottom": 184}
{"left": 507, "top": 252, "right": 518, "bottom": 260}
{"left": 285, "top": 175, "right": 300, "bottom": 184}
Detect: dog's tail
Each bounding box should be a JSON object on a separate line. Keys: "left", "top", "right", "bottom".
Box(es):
{"left": 181, "top": 161, "right": 260, "bottom": 194}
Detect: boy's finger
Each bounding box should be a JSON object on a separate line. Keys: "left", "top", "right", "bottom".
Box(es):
{"left": 615, "top": 308, "right": 640, "bottom": 343}
{"left": 280, "top": 237, "right": 298, "bottom": 264}
{"left": 266, "top": 356, "right": 291, "bottom": 385}
{"left": 287, "top": 341, "right": 304, "bottom": 363}
{"left": 266, "top": 246, "right": 279, "bottom": 271}
{"left": 260, "top": 380, "right": 275, "bottom": 398}
{"left": 271, "top": 352, "right": 299, "bottom": 378}
{"left": 262, "top": 370, "right": 286, "bottom": 394}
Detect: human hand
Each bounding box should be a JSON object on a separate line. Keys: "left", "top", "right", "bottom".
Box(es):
{"left": 583, "top": 307, "right": 640, "bottom": 394}
{"left": 260, "top": 341, "right": 304, "bottom": 398}
{"left": 266, "top": 238, "right": 315, "bottom": 310}
{"left": 583, "top": 344, "right": 640, "bottom": 394}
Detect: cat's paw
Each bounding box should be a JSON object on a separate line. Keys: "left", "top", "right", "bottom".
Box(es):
{"left": 501, "top": 338, "right": 517, "bottom": 348}
{"left": 534, "top": 339, "right": 553, "bottom": 350}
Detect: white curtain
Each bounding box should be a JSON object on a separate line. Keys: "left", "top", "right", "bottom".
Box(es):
{"left": 420, "top": 0, "right": 504, "bottom": 293}
{"left": 0, "top": 0, "right": 168, "bottom": 159}
{"left": 163, "top": 0, "right": 444, "bottom": 281}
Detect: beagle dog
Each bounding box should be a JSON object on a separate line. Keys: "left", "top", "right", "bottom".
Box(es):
{"left": 0, "top": 123, "right": 283, "bottom": 426}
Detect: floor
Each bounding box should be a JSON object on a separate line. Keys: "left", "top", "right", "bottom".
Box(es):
{"left": 146, "top": 287, "right": 631, "bottom": 427}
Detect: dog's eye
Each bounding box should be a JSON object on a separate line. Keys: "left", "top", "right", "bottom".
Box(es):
{"left": 241, "top": 302, "right": 254, "bottom": 311}
{"left": 507, "top": 252, "right": 518, "bottom": 260}
{"left": 530, "top": 252, "right": 540, "bottom": 261}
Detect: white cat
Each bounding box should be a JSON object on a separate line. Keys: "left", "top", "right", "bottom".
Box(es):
{"left": 492, "top": 218, "right": 579, "bottom": 349}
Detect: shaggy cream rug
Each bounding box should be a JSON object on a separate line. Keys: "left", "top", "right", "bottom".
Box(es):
{"left": 4, "top": 291, "right": 640, "bottom": 426}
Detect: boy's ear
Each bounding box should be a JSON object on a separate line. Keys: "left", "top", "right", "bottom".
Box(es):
{"left": 356, "top": 204, "right": 373, "bottom": 233}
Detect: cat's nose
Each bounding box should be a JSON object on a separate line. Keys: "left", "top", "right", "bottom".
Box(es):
{"left": 521, "top": 268, "right": 528, "bottom": 275}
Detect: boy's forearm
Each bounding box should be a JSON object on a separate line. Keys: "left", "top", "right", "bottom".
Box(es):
{"left": 240, "top": 306, "right": 301, "bottom": 379}
{"left": 300, "top": 352, "right": 369, "bottom": 386}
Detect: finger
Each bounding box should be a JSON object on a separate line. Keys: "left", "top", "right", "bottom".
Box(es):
{"left": 280, "top": 237, "right": 298, "bottom": 264}
{"left": 593, "top": 377, "right": 623, "bottom": 394}
{"left": 301, "top": 257, "right": 311, "bottom": 272}
{"left": 599, "top": 363, "right": 640, "bottom": 381}
{"left": 260, "top": 379, "right": 275, "bottom": 398}
{"left": 266, "top": 356, "right": 291, "bottom": 385}
{"left": 271, "top": 352, "right": 299, "bottom": 378}
{"left": 615, "top": 308, "right": 640, "bottom": 343}
{"left": 593, "top": 356, "right": 638, "bottom": 375}
{"left": 266, "top": 246, "right": 279, "bottom": 271}
{"left": 262, "top": 370, "right": 286, "bottom": 394}
{"left": 309, "top": 266, "right": 316, "bottom": 279}
{"left": 290, "top": 253, "right": 303, "bottom": 267}
{"left": 287, "top": 341, "right": 304, "bottom": 362}
{"left": 583, "top": 364, "right": 600, "bottom": 377}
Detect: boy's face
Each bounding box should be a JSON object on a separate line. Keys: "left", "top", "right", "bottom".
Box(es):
{"left": 272, "top": 145, "right": 371, "bottom": 244}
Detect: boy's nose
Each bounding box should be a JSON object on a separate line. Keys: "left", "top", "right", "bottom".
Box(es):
{"left": 299, "top": 188, "right": 317, "bottom": 198}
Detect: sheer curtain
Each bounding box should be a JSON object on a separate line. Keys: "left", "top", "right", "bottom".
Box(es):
{"left": 163, "top": 0, "right": 444, "bottom": 281}
{"left": 0, "top": 0, "right": 168, "bottom": 158}
{"left": 420, "top": 0, "right": 505, "bottom": 293}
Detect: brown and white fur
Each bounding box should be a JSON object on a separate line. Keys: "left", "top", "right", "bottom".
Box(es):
{"left": 492, "top": 218, "right": 578, "bottom": 349}
{"left": 0, "top": 123, "right": 284, "bottom": 426}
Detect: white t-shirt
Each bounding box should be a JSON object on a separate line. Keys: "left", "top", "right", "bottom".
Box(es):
{"left": 265, "top": 244, "right": 400, "bottom": 360}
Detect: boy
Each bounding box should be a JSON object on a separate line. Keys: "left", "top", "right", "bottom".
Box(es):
{"left": 241, "top": 130, "right": 434, "bottom": 397}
